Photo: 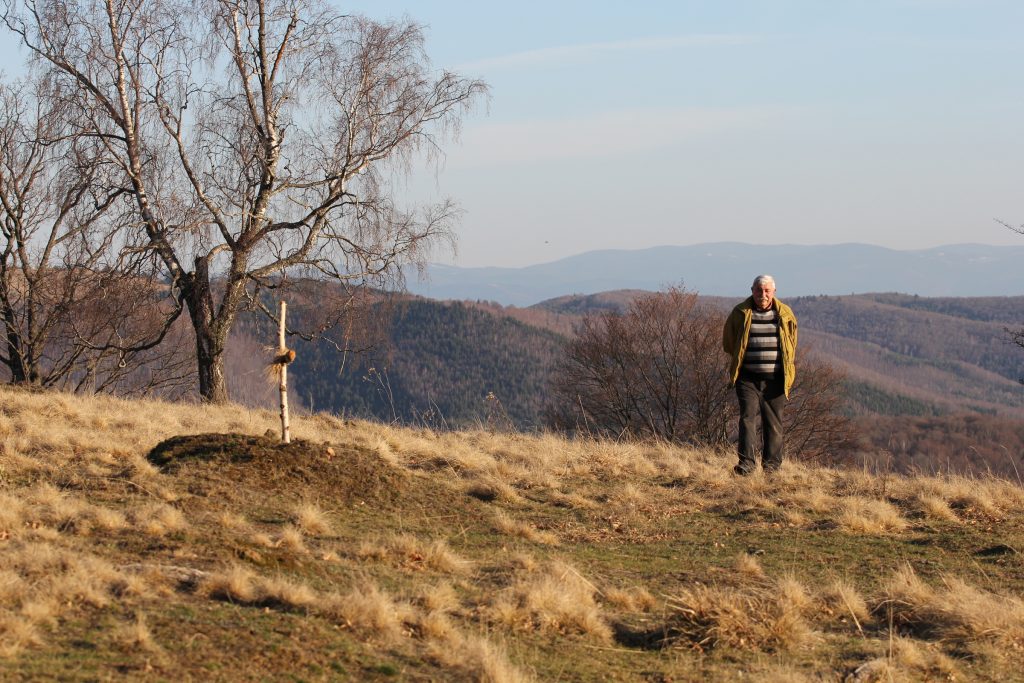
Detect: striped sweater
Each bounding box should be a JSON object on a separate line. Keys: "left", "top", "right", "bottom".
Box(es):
{"left": 741, "top": 307, "right": 781, "bottom": 378}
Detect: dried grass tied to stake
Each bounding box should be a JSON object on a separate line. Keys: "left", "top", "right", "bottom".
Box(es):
{"left": 267, "top": 301, "right": 296, "bottom": 444}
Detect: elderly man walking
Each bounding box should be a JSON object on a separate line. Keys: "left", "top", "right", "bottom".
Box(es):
{"left": 722, "top": 275, "right": 798, "bottom": 475}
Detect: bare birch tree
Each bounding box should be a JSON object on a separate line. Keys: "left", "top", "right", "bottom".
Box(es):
{"left": 4, "top": 0, "right": 485, "bottom": 402}
{"left": 0, "top": 74, "right": 189, "bottom": 393}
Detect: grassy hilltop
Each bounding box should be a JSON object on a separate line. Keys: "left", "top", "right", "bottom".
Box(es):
{"left": 1, "top": 388, "right": 1024, "bottom": 681}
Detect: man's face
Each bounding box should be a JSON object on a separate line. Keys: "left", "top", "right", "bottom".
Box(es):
{"left": 752, "top": 282, "right": 775, "bottom": 310}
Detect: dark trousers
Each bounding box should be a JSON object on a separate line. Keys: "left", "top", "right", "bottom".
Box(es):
{"left": 735, "top": 373, "right": 786, "bottom": 472}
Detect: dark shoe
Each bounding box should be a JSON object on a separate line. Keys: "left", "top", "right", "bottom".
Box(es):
{"left": 733, "top": 465, "right": 752, "bottom": 476}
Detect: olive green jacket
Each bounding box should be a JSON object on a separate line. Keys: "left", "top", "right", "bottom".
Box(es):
{"left": 722, "top": 297, "right": 798, "bottom": 397}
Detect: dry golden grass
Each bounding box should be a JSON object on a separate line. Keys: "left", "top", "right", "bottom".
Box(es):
{"left": 291, "top": 502, "right": 332, "bottom": 536}
{"left": 913, "top": 493, "right": 959, "bottom": 522}
{"left": 200, "top": 566, "right": 317, "bottom": 610}
{"left": 603, "top": 586, "right": 658, "bottom": 613}
{"left": 216, "top": 511, "right": 248, "bottom": 531}
{"left": 665, "top": 582, "right": 814, "bottom": 652}
{"left": 3, "top": 386, "right": 1024, "bottom": 678}
{"left": 820, "top": 579, "right": 870, "bottom": 628}
{"left": 463, "top": 476, "right": 524, "bottom": 504}
{"left": 90, "top": 506, "right": 128, "bottom": 532}
{"left": 416, "top": 609, "right": 457, "bottom": 641}
{"left": 0, "top": 570, "right": 25, "bottom": 604}
{"left": 201, "top": 565, "right": 258, "bottom": 603}
{"left": 420, "top": 582, "right": 460, "bottom": 614}
{"left": 0, "top": 613, "right": 43, "bottom": 658}
{"left": 258, "top": 576, "right": 318, "bottom": 610}
{"left": 491, "top": 560, "right": 611, "bottom": 642}
{"left": 276, "top": 525, "right": 308, "bottom": 554}
{"left": 875, "top": 564, "right": 1024, "bottom": 650}
{"left": 322, "top": 583, "right": 414, "bottom": 643}
{"left": 116, "top": 612, "right": 160, "bottom": 653}
{"left": 359, "top": 534, "right": 472, "bottom": 574}
{"left": 17, "top": 599, "right": 57, "bottom": 628}
{"left": 425, "top": 631, "right": 531, "bottom": 683}
{"left": 734, "top": 553, "right": 767, "bottom": 579}
{"left": 0, "top": 494, "right": 25, "bottom": 536}
{"left": 493, "top": 510, "right": 560, "bottom": 546}
{"left": 134, "top": 503, "right": 187, "bottom": 537}
{"left": 775, "top": 574, "right": 813, "bottom": 615}
{"left": 250, "top": 531, "right": 277, "bottom": 548}
{"left": 837, "top": 497, "right": 908, "bottom": 534}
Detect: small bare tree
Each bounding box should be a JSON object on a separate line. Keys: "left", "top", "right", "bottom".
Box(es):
{"left": 546, "top": 287, "right": 734, "bottom": 446}
{"left": 546, "top": 287, "right": 856, "bottom": 462}
{"left": 0, "top": 74, "right": 189, "bottom": 393}
{"left": 782, "top": 350, "right": 856, "bottom": 463}
{"left": 5, "top": 0, "right": 485, "bottom": 402}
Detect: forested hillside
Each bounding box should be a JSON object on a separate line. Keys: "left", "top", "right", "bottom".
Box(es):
{"left": 225, "top": 288, "right": 1024, "bottom": 476}
{"left": 533, "top": 291, "right": 1024, "bottom": 419}
{"left": 230, "top": 298, "right": 563, "bottom": 428}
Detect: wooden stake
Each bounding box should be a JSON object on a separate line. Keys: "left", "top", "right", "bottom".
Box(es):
{"left": 279, "top": 300, "right": 290, "bottom": 444}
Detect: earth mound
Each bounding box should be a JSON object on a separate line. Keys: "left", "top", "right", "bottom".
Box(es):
{"left": 146, "top": 433, "right": 410, "bottom": 505}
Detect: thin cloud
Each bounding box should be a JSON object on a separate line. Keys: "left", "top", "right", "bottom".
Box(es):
{"left": 457, "top": 34, "right": 758, "bottom": 72}
{"left": 446, "top": 106, "right": 793, "bottom": 169}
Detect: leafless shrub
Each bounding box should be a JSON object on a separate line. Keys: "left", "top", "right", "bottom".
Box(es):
{"left": 545, "top": 287, "right": 854, "bottom": 463}
{"left": 546, "top": 287, "right": 733, "bottom": 446}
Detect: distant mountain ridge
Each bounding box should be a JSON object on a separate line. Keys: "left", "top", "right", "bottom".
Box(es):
{"left": 409, "top": 243, "right": 1024, "bottom": 306}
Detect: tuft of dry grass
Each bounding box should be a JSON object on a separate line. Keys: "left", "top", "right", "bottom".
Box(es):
{"left": 734, "top": 553, "right": 766, "bottom": 579}
{"left": 134, "top": 503, "right": 187, "bottom": 537}
{"left": 0, "top": 494, "right": 26, "bottom": 536}
{"left": 322, "top": 583, "right": 414, "bottom": 643}
{"left": 0, "top": 613, "right": 43, "bottom": 658}
{"left": 603, "top": 586, "right": 658, "bottom": 614}
{"left": 276, "top": 525, "right": 307, "bottom": 554}
{"left": 426, "top": 631, "right": 531, "bottom": 683}
{"left": 874, "top": 564, "right": 1024, "bottom": 650}
{"left": 913, "top": 493, "right": 959, "bottom": 522}
{"left": 664, "top": 582, "right": 814, "bottom": 652}
{"left": 258, "top": 576, "right": 318, "bottom": 610}
{"left": 837, "top": 497, "right": 908, "bottom": 534}
{"left": 775, "top": 573, "right": 812, "bottom": 615}
{"left": 117, "top": 612, "right": 160, "bottom": 653}
{"left": 200, "top": 566, "right": 317, "bottom": 611}
{"left": 360, "top": 534, "right": 472, "bottom": 574}
{"left": 216, "top": 511, "right": 248, "bottom": 531}
{"left": 90, "top": 506, "right": 128, "bottom": 532}
{"left": 291, "top": 502, "right": 332, "bottom": 536}
{"left": 201, "top": 565, "right": 258, "bottom": 603}
{"left": 820, "top": 579, "right": 870, "bottom": 629}
{"left": 18, "top": 599, "right": 58, "bottom": 628}
{"left": 493, "top": 510, "right": 559, "bottom": 546}
{"left": 420, "top": 582, "right": 460, "bottom": 614}
{"left": 491, "top": 560, "right": 611, "bottom": 642}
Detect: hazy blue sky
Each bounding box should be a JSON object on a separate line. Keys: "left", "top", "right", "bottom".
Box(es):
{"left": 342, "top": 0, "right": 1024, "bottom": 267}
{"left": 4, "top": 1, "right": 1022, "bottom": 268}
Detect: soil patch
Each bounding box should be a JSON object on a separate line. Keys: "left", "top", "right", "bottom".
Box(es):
{"left": 146, "top": 433, "right": 411, "bottom": 506}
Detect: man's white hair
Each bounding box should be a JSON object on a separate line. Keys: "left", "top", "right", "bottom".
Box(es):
{"left": 752, "top": 274, "right": 776, "bottom": 289}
